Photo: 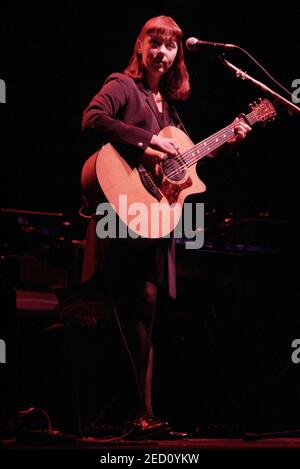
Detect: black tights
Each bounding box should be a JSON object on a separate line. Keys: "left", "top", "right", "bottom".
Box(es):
{"left": 116, "top": 281, "right": 157, "bottom": 416}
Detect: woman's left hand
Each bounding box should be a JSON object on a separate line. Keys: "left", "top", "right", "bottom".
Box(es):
{"left": 228, "top": 118, "right": 252, "bottom": 145}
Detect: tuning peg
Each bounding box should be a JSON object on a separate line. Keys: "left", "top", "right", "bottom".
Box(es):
{"left": 249, "top": 98, "right": 262, "bottom": 110}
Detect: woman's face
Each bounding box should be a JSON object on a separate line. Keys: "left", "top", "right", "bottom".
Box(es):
{"left": 138, "top": 33, "right": 178, "bottom": 78}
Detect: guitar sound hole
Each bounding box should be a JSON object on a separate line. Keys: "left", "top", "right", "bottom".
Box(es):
{"left": 162, "top": 157, "right": 186, "bottom": 182}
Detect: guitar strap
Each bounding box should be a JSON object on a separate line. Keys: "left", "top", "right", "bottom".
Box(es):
{"left": 170, "top": 104, "right": 191, "bottom": 138}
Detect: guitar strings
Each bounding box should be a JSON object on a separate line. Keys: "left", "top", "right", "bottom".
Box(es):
{"left": 165, "top": 119, "right": 243, "bottom": 180}
{"left": 165, "top": 103, "right": 263, "bottom": 179}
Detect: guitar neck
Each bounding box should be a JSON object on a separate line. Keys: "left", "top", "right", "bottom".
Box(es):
{"left": 182, "top": 109, "right": 257, "bottom": 168}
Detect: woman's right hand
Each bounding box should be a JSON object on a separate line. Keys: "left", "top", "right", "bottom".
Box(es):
{"left": 150, "top": 134, "right": 180, "bottom": 158}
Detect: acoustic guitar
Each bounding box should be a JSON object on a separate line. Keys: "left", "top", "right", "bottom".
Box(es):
{"left": 81, "top": 98, "right": 276, "bottom": 238}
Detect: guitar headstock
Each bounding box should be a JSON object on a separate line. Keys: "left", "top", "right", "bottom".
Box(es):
{"left": 249, "top": 98, "right": 277, "bottom": 124}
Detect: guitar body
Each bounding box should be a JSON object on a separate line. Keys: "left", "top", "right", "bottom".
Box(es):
{"left": 81, "top": 126, "right": 206, "bottom": 238}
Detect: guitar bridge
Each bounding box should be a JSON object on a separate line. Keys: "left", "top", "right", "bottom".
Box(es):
{"left": 137, "top": 164, "right": 163, "bottom": 201}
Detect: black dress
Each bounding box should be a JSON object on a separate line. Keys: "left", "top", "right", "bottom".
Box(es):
{"left": 81, "top": 73, "right": 183, "bottom": 300}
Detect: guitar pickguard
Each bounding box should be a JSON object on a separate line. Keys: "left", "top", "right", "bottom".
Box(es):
{"left": 160, "top": 174, "right": 192, "bottom": 204}
{"left": 138, "top": 162, "right": 192, "bottom": 205}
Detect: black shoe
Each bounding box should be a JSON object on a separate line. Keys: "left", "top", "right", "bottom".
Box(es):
{"left": 126, "top": 415, "right": 187, "bottom": 440}
{"left": 133, "top": 414, "right": 170, "bottom": 432}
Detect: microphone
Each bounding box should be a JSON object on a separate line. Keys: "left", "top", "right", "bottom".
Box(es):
{"left": 186, "top": 37, "right": 237, "bottom": 51}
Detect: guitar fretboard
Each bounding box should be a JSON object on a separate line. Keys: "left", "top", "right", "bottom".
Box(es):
{"left": 181, "top": 109, "right": 258, "bottom": 169}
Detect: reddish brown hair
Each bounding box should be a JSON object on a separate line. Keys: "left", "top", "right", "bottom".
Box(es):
{"left": 124, "top": 16, "right": 190, "bottom": 101}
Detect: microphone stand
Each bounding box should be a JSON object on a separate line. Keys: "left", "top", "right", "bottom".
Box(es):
{"left": 217, "top": 56, "right": 300, "bottom": 116}
{"left": 218, "top": 54, "right": 300, "bottom": 441}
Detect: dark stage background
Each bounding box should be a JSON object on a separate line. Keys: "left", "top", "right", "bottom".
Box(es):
{"left": 1, "top": 1, "right": 300, "bottom": 216}
{"left": 1, "top": 1, "right": 300, "bottom": 437}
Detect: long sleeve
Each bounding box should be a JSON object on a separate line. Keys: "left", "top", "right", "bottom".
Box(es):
{"left": 82, "top": 73, "right": 153, "bottom": 151}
